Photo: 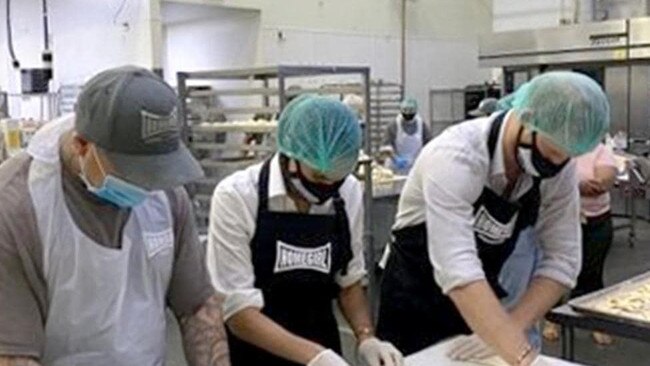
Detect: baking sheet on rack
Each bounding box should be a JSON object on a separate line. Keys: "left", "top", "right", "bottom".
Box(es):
{"left": 570, "top": 271, "right": 650, "bottom": 327}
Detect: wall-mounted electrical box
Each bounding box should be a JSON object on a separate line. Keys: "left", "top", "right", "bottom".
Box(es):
{"left": 21, "top": 68, "right": 52, "bottom": 94}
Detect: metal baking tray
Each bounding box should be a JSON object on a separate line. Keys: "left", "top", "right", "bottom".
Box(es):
{"left": 570, "top": 271, "right": 650, "bottom": 327}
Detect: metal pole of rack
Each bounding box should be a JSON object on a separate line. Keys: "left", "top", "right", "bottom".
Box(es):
{"left": 361, "top": 69, "right": 377, "bottom": 320}
{"left": 262, "top": 78, "right": 270, "bottom": 108}
{"left": 278, "top": 73, "right": 287, "bottom": 111}
{"left": 374, "top": 81, "right": 382, "bottom": 154}
{"left": 176, "top": 72, "right": 190, "bottom": 145}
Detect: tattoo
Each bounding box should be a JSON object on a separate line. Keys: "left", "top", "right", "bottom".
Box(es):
{"left": 0, "top": 357, "right": 41, "bottom": 366}
{"left": 179, "top": 294, "right": 231, "bottom": 366}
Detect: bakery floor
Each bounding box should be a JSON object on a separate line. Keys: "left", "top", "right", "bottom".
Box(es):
{"left": 164, "top": 217, "right": 650, "bottom": 366}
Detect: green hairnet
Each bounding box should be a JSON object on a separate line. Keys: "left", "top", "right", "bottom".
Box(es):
{"left": 506, "top": 71, "right": 610, "bottom": 156}
{"left": 496, "top": 90, "right": 518, "bottom": 111}
{"left": 277, "top": 95, "right": 361, "bottom": 180}
{"left": 400, "top": 97, "right": 418, "bottom": 114}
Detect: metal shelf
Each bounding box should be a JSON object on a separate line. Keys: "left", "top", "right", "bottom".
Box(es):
{"left": 187, "top": 85, "right": 365, "bottom": 98}
{"left": 206, "top": 106, "right": 279, "bottom": 115}
{"left": 199, "top": 159, "right": 260, "bottom": 169}
{"left": 190, "top": 142, "right": 276, "bottom": 152}
{"left": 371, "top": 98, "right": 402, "bottom": 103}
{"left": 371, "top": 112, "right": 400, "bottom": 118}
{"left": 369, "top": 80, "right": 403, "bottom": 154}
{"left": 192, "top": 123, "right": 277, "bottom": 134}
{"left": 179, "top": 65, "right": 373, "bottom": 81}
{"left": 188, "top": 88, "right": 278, "bottom": 97}
{"left": 178, "top": 66, "right": 375, "bottom": 303}
{"left": 295, "top": 86, "right": 364, "bottom": 95}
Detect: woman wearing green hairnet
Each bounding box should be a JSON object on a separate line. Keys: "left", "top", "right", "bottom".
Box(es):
{"left": 206, "top": 95, "right": 403, "bottom": 366}
{"left": 376, "top": 71, "right": 611, "bottom": 365}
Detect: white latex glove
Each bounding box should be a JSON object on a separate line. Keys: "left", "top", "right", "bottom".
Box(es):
{"left": 446, "top": 334, "right": 496, "bottom": 361}
{"left": 307, "top": 349, "right": 350, "bottom": 366}
{"left": 358, "top": 337, "right": 404, "bottom": 366}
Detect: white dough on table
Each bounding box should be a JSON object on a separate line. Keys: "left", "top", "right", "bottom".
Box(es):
{"left": 405, "top": 337, "right": 583, "bottom": 366}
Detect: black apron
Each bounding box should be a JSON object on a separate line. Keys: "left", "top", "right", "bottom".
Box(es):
{"left": 227, "top": 158, "right": 354, "bottom": 366}
{"left": 376, "top": 112, "right": 542, "bottom": 356}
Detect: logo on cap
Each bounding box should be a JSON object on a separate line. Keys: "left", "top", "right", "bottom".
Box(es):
{"left": 141, "top": 109, "right": 179, "bottom": 143}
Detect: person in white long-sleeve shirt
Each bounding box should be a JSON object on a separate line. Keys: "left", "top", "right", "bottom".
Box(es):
{"left": 376, "top": 72, "right": 611, "bottom": 366}
{"left": 207, "top": 95, "right": 402, "bottom": 366}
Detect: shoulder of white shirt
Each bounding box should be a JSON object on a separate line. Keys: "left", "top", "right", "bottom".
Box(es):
{"left": 421, "top": 118, "right": 492, "bottom": 165}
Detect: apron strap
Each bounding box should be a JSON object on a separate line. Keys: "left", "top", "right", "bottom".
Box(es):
{"left": 487, "top": 111, "right": 508, "bottom": 160}
{"left": 257, "top": 156, "right": 354, "bottom": 276}
{"left": 333, "top": 193, "right": 353, "bottom": 276}
{"left": 256, "top": 157, "right": 274, "bottom": 216}
{"left": 484, "top": 111, "right": 543, "bottom": 225}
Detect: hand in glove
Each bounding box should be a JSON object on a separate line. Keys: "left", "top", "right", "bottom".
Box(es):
{"left": 393, "top": 156, "right": 409, "bottom": 170}
{"left": 307, "top": 349, "right": 350, "bottom": 366}
{"left": 358, "top": 337, "right": 404, "bottom": 366}
{"left": 447, "top": 334, "right": 496, "bottom": 361}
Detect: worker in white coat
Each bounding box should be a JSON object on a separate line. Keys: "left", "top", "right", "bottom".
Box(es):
{"left": 207, "top": 95, "right": 402, "bottom": 366}
{"left": 376, "top": 72, "right": 610, "bottom": 365}
{"left": 0, "top": 66, "right": 229, "bottom": 365}
{"left": 382, "top": 97, "right": 432, "bottom": 175}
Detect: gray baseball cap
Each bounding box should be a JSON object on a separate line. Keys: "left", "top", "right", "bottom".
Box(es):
{"left": 75, "top": 65, "right": 203, "bottom": 190}
{"left": 469, "top": 97, "right": 499, "bottom": 117}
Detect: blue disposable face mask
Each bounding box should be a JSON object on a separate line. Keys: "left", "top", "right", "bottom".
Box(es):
{"left": 79, "top": 148, "right": 149, "bottom": 208}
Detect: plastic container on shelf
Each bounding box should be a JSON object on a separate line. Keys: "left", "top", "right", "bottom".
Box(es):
{"left": 2, "top": 119, "right": 22, "bottom": 157}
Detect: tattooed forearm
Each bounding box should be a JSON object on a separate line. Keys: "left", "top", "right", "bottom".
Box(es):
{"left": 0, "top": 357, "right": 41, "bottom": 366}
{"left": 179, "top": 294, "right": 231, "bottom": 366}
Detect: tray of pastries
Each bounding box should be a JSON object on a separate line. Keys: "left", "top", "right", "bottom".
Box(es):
{"left": 570, "top": 271, "right": 650, "bottom": 326}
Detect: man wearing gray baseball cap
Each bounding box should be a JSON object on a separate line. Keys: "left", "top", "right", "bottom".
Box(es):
{"left": 0, "top": 66, "right": 230, "bottom": 366}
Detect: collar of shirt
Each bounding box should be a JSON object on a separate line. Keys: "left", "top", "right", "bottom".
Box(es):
{"left": 266, "top": 153, "right": 336, "bottom": 214}
{"left": 267, "top": 153, "right": 288, "bottom": 199}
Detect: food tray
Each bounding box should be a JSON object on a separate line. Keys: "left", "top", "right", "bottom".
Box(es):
{"left": 570, "top": 271, "right": 650, "bottom": 327}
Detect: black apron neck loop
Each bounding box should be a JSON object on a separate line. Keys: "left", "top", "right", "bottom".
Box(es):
{"left": 487, "top": 111, "right": 508, "bottom": 161}
{"left": 256, "top": 157, "right": 275, "bottom": 216}
{"left": 332, "top": 194, "right": 352, "bottom": 276}
{"left": 256, "top": 156, "right": 353, "bottom": 275}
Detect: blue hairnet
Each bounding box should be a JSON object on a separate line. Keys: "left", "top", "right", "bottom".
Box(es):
{"left": 400, "top": 97, "right": 418, "bottom": 114}
{"left": 277, "top": 95, "right": 361, "bottom": 180}
{"left": 505, "top": 71, "right": 610, "bottom": 156}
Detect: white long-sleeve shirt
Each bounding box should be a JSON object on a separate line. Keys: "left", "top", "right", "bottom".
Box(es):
{"left": 393, "top": 111, "right": 582, "bottom": 294}
{"left": 207, "top": 154, "right": 367, "bottom": 320}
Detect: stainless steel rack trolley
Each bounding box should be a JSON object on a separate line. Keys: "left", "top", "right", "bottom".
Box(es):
{"left": 176, "top": 65, "right": 378, "bottom": 306}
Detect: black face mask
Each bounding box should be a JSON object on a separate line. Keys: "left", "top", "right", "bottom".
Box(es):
{"left": 517, "top": 128, "right": 569, "bottom": 179}
{"left": 402, "top": 113, "right": 416, "bottom": 121}
{"left": 295, "top": 172, "right": 344, "bottom": 204}
{"left": 281, "top": 155, "right": 344, "bottom": 204}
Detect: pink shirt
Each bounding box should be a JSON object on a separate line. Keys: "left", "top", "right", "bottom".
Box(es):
{"left": 576, "top": 144, "right": 617, "bottom": 217}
